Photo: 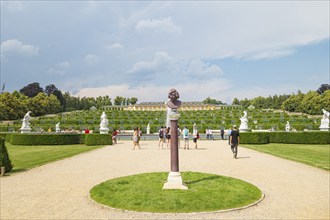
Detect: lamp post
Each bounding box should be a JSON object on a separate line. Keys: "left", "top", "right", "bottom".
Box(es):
{"left": 163, "top": 89, "right": 188, "bottom": 190}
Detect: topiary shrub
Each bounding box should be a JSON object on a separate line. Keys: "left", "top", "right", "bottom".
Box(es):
{"left": 0, "top": 138, "right": 13, "bottom": 173}
{"left": 10, "top": 133, "right": 84, "bottom": 145}
{"left": 240, "top": 132, "right": 269, "bottom": 144}
{"left": 85, "top": 134, "right": 113, "bottom": 146}
{"left": 269, "top": 131, "right": 330, "bottom": 144}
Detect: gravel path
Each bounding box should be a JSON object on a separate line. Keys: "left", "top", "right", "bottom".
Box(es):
{"left": 1, "top": 140, "right": 329, "bottom": 220}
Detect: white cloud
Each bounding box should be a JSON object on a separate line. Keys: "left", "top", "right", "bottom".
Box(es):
{"left": 136, "top": 17, "right": 182, "bottom": 34}
{"left": 106, "top": 43, "right": 124, "bottom": 50}
{"left": 187, "top": 59, "right": 223, "bottom": 77}
{"left": 47, "top": 61, "right": 71, "bottom": 75}
{"left": 84, "top": 54, "right": 99, "bottom": 65}
{"left": 2, "top": 1, "right": 24, "bottom": 12}
{"left": 75, "top": 79, "right": 231, "bottom": 102}
{"left": 240, "top": 50, "right": 295, "bottom": 61}
{"left": 1, "top": 39, "right": 39, "bottom": 57}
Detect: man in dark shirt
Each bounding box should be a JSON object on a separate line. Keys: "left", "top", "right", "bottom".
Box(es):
{"left": 230, "top": 126, "right": 240, "bottom": 158}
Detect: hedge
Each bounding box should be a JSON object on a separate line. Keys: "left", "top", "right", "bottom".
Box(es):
{"left": 240, "top": 131, "right": 330, "bottom": 144}
{"left": 0, "top": 138, "right": 13, "bottom": 173}
{"left": 10, "top": 133, "right": 85, "bottom": 145}
{"left": 85, "top": 134, "right": 113, "bottom": 146}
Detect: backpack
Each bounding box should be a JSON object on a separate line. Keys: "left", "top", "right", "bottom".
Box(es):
{"left": 184, "top": 129, "right": 188, "bottom": 136}
{"left": 159, "top": 129, "right": 164, "bottom": 138}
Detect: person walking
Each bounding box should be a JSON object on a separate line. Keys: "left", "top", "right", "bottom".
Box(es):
{"left": 166, "top": 127, "right": 171, "bottom": 149}
{"left": 182, "top": 126, "right": 189, "bottom": 150}
{"left": 230, "top": 126, "right": 240, "bottom": 158}
{"left": 132, "top": 127, "right": 141, "bottom": 150}
{"left": 158, "top": 126, "right": 165, "bottom": 149}
{"left": 193, "top": 125, "right": 198, "bottom": 149}
{"left": 227, "top": 127, "right": 232, "bottom": 145}
{"left": 221, "top": 129, "right": 224, "bottom": 140}
{"left": 112, "top": 129, "right": 118, "bottom": 144}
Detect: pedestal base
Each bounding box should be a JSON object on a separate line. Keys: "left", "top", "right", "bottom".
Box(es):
{"left": 319, "top": 127, "right": 329, "bottom": 131}
{"left": 239, "top": 128, "right": 250, "bottom": 132}
{"left": 20, "top": 127, "right": 32, "bottom": 133}
{"left": 163, "top": 172, "right": 188, "bottom": 190}
{"left": 100, "top": 128, "right": 109, "bottom": 134}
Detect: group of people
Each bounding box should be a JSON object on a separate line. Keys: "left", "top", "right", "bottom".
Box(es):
{"left": 158, "top": 125, "right": 199, "bottom": 150}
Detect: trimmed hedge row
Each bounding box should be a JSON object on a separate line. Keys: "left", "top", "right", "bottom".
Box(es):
{"left": 10, "top": 133, "right": 86, "bottom": 145}
{"left": 8, "top": 133, "right": 112, "bottom": 146}
{"left": 240, "top": 131, "right": 330, "bottom": 144}
{"left": 85, "top": 134, "right": 113, "bottom": 146}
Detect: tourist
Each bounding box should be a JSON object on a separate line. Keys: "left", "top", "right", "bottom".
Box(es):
{"left": 158, "top": 126, "right": 165, "bottom": 149}
{"left": 112, "top": 129, "right": 118, "bottom": 144}
{"left": 209, "top": 129, "right": 213, "bottom": 141}
{"left": 132, "top": 127, "right": 141, "bottom": 150}
{"left": 182, "top": 126, "right": 189, "bottom": 149}
{"left": 166, "top": 127, "right": 171, "bottom": 149}
{"left": 227, "top": 127, "right": 232, "bottom": 145}
{"left": 177, "top": 125, "right": 181, "bottom": 148}
{"left": 206, "top": 129, "right": 210, "bottom": 140}
{"left": 193, "top": 125, "right": 198, "bottom": 149}
{"left": 230, "top": 126, "right": 240, "bottom": 158}
{"left": 221, "top": 129, "right": 224, "bottom": 140}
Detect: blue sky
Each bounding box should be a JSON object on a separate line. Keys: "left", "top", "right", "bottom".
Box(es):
{"left": 1, "top": 1, "right": 329, "bottom": 103}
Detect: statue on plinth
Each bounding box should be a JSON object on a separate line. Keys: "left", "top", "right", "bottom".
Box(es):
{"left": 163, "top": 88, "right": 187, "bottom": 190}
{"left": 147, "top": 123, "right": 150, "bottom": 134}
{"left": 320, "top": 109, "right": 329, "bottom": 131}
{"left": 99, "top": 112, "right": 109, "bottom": 134}
{"left": 55, "top": 122, "right": 60, "bottom": 132}
{"left": 285, "top": 121, "right": 291, "bottom": 132}
{"left": 20, "top": 111, "right": 32, "bottom": 133}
{"left": 239, "top": 110, "right": 249, "bottom": 132}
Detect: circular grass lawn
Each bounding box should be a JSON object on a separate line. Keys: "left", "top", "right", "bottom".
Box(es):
{"left": 90, "top": 172, "right": 263, "bottom": 213}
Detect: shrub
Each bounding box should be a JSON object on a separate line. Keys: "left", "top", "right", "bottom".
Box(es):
{"left": 0, "top": 138, "right": 13, "bottom": 173}
{"left": 269, "top": 131, "right": 330, "bottom": 144}
{"left": 85, "top": 134, "right": 113, "bottom": 146}
{"left": 240, "top": 131, "right": 330, "bottom": 144}
{"left": 240, "top": 132, "right": 269, "bottom": 144}
{"left": 10, "top": 133, "right": 84, "bottom": 145}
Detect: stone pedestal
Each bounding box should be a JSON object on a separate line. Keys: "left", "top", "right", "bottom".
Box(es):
{"left": 163, "top": 172, "right": 188, "bottom": 190}
{"left": 20, "top": 127, "right": 32, "bottom": 133}
{"left": 100, "top": 127, "right": 109, "bottom": 134}
{"left": 163, "top": 109, "right": 188, "bottom": 190}
{"left": 319, "top": 127, "right": 329, "bottom": 131}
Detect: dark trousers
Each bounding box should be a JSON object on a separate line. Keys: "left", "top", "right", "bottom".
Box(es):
{"left": 231, "top": 144, "right": 238, "bottom": 157}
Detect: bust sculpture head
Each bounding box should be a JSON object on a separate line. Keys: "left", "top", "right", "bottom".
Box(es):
{"left": 166, "top": 88, "right": 182, "bottom": 109}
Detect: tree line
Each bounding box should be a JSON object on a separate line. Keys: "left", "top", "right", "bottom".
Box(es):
{"left": 0, "top": 82, "right": 329, "bottom": 121}
{"left": 0, "top": 82, "right": 138, "bottom": 120}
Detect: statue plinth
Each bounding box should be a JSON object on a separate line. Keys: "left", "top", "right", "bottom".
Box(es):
{"left": 163, "top": 172, "right": 188, "bottom": 190}
{"left": 100, "top": 127, "right": 109, "bottom": 134}
{"left": 20, "top": 127, "right": 32, "bottom": 133}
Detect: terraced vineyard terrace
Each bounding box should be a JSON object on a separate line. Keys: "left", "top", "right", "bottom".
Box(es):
{"left": 1, "top": 108, "right": 321, "bottom": 134}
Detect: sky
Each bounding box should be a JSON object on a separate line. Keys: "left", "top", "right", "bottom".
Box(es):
{"left": 1, "top": 0, "right": 329, "bottom": 104}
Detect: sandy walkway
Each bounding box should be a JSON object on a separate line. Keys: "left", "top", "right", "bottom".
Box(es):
{"left": 1, "top": 140, "right": 329, "bottom": 219}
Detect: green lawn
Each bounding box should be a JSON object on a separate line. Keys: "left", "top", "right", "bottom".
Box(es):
{"left": 5, "top": 142, "right": 103, "bottom": 172}
{"left": 90, "top": 172, "right": 262, "bottom": 213}
{"left": 242, "top": 144, "right": 330, "bottom": 170}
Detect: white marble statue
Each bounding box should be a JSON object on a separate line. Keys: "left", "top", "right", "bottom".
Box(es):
{"left": 100, "top": 112, "right": 109, "bottom": 134}
{"left": 55, "top": 122, "right": 60, "bottom": 132}
{"left": 21, "top": 111, "right": 31, "bottom": 129}
{"left": 20, "top": 111, "right": 32, "bottom": 133}
{"left": 147, "top": 123, "right": 150, "bottom": 134}
{"left": 100, "top": 112, "right": 108, "bottom": 128}
{"left": 285, "top": 121, "right": 291, "bottom": 132}
{"left": 320, "top": 109, "right": 329, "bottom": 131}
{"left": 239, "top": 111, "right": 249, "bottom": 131}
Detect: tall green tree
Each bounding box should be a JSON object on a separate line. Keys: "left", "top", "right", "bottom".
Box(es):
{"left": 317, "top": 84, "right": 330, "bottom": 94}
{"left": 19, "top": 82, "right": 44, "bottom": 98}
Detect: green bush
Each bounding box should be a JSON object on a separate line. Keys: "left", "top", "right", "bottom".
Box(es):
{"left": 269, "top": 131, "right": 330, "bottom": 144}
{"left": 0, "top": 138, "right": 13, "bottom": 173}
{"left": 240, "top": 131, "right": 330, "bottom": 144}
{"left": 240, "top": 132, "right": 269, "bottom": 144}
{"left": 85, "top": 134, "right": 113, "bottom": 146}
{"left": 10, "top": 133, "right": 85, "bottom": 145}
